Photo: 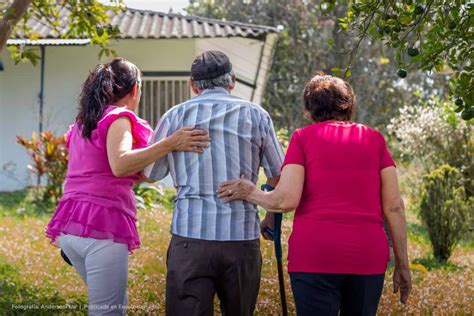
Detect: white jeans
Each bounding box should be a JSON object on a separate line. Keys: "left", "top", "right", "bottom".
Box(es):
{"left": 58, "top": 234, "right": 129, "bottom": 315}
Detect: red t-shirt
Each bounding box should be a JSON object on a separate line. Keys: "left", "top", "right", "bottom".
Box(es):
{"left": 283, "top": 121, "right": 395, "bottom": 274}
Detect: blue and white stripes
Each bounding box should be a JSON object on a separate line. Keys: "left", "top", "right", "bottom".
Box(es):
{"left": 145, "top": 88, "right": 284, "bottom": 241}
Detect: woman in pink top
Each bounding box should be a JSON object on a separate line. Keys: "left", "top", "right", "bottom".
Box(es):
{"left": 218, "top": 75, "right": 411, "bottom": 315}
{"left": 46, "top": 58, "right": 210, "bottom": 315}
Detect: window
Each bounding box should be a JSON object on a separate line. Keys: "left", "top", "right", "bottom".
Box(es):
{"left": 138, "top": 77, "right": 191, "bottom": 128}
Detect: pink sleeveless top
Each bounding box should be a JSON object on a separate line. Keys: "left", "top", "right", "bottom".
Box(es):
{"left": 46, "top": 106, "right": 153, "bottom": 253}
{"left": 283, "top": 121, "right": 395, "bottom": 274}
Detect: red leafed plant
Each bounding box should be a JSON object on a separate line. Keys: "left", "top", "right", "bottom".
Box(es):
{"left": 17, "top": 131, "right": 68, "bottom": 204}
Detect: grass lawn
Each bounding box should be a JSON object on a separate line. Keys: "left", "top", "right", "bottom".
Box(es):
{"left": 0, "top": 190, "right": 473, "bottom": 315}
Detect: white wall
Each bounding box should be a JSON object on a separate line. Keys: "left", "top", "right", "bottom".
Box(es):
{"left": 0, "top": 37, "right": 273, "bottom": 191}
{"left": 0, "top": 39, "right": 195, "bottom": 191}
{"left": 253, "top": 34, "right": 278, "bottom": 104}
{"left": 196, "top": 37, "right": 261, "bottom": 103}
{"left": 195, "top": 35, "right": 276, "bottom": 105}
{"left": 1, "top": 50, "right": 42, "bottom": 189}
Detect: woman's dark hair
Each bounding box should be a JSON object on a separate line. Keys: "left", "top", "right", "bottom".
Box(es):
{"left": 303, "top": 74, "right": 356, "bottom": 122}
{"left": 77, "top": 58, "right": 141, "bottom": 139}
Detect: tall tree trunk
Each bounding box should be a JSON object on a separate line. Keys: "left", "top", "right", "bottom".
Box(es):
{"left": 0, "top": 0, "right": 33, "bottom": 53}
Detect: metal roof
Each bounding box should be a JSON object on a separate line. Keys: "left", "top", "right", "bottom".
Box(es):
{"left": 7, "top": 39, "right": 90, "bottom": 46}
{"left": 9, "top": 7, "right": 277, "bottom": 45}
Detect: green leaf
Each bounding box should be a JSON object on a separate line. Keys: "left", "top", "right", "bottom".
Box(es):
{"left": 8, "top": 0, "right": 124, "bottom": 66}
{"left": 400, "top": 15, "right": 412, "bottom": 26}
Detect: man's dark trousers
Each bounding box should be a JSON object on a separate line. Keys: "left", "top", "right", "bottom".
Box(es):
{"left": 166, "top": 234, "right": 262, "bottom": 316}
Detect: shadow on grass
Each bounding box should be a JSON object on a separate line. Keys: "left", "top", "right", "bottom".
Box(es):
{"left": 1, "top": 187, "right": 179, "bottom": 218}
{"left": 407, "top": 218, "right": 473, "bottom": 251}
{"left": 407, "top": 221, "right": 430, "bottom": 245}
{"left": 0, "top": 189, "right": 55, "bottom": 218}
{"left": 0, "top": 191, "right": 27, "bottom": 216}
{"left": 411, "top": 257, "right": 462, "bottom": 272}
{"left": 0, "top": 260, "right": 86, "bottom": 315}
{"left": 458, "top": 230, "right": 474, "bottom": 250}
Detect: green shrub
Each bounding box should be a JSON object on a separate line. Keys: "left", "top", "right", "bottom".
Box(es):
{"left": 420, "top": 165, "right": 472, "bottom": 263}
{"left": 276, "top": 128, "right": 290, "bottom": 150}
{"left": 388, "top": 100, "right": 473, "bottom": 197}
{"left": 0, "top": 189, "right": 54, "bottom": 218}
{"left": 16, "top": 132, "right": 176, "bottom": 213}
{"left": 17, "top": 131, "right": 68, "bottom": 205}
{"left": 134, "top": 182, "right": 176, "bottom": 211}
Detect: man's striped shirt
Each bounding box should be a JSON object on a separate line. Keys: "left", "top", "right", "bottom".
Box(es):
{"left": 144, "top": 88, "right": 284, "bottom": 241}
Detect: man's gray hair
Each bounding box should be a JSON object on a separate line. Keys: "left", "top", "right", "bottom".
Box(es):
{"left": 193, "top": 71, "right": 235, "bottom": 90}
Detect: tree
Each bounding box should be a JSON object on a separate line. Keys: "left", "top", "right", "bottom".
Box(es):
{"left": 387, "top": 98, "right": 473, "bottom": 197}
{"left": 187, "top": 0, "right": 448, "bottom": 132}
{"left": 0, "top": 0, "right": 123, "bottom": 66}
{"left": 328, "top": 0, "right": 473, "bottom": 120}
{"left": 419, "top": 165, "right": 471, "bottom": 263}
{"left": 188, "top": 0, "right": 334, "bottom": 131}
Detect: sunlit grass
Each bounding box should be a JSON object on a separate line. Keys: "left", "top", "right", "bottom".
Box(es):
{"left": 0, "top": 191, "right": 27, "bottom": 217}
{"left": 0, "top": 191, "right": 473, "bottom": 315}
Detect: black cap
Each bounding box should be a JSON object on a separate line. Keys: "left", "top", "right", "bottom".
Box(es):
{"left": 191, "top": 51, "right": 232, "bottom": 81}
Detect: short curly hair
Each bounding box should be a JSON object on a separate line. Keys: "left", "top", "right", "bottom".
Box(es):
{"left": 303, "top": 75, "right": 356, "bottom": 122}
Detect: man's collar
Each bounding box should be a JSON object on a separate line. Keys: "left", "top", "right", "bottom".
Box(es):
{"left": 200, "top": 87, "right": 230, "bottom": 96}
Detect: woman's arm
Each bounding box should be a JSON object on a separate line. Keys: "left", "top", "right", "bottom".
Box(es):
{"left": 217, "top": 164, "right": 305, "bottom": 212}
{"left": 107, "top": 117, "right": 210, "bottom": 177}
{"left": 381, "top": 166, "right": 412, "bottom": 304}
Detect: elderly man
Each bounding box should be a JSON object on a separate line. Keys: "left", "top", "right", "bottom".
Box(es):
{"left": 145, "top": 51, "right": 284, "bottom": 316}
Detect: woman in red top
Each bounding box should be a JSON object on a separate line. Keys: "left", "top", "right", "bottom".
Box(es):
{"left": 218, "top": 75, "right": 411, "bottom": 315}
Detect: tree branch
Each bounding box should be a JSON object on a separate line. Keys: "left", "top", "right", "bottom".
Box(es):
{"left": 30, "top": 2, "right": 61, "bottom": 36}
{"left": 0, "top": 0, "right": 33, "bottom": 52}
{"left": 344, "top": 0, "right": 382, "bottom": 78}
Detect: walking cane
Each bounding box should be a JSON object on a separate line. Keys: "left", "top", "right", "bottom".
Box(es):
{"left": 261, "top": 184, "right": 288, "bottom": 316}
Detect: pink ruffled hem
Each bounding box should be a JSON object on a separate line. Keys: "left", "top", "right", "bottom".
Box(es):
{"left": 46, "top": 198, "right": 140, "bottom": 253}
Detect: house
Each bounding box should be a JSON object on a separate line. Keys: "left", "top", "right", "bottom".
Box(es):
{"left": 0, "top": 7, "right": 278, "bottom": 191}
